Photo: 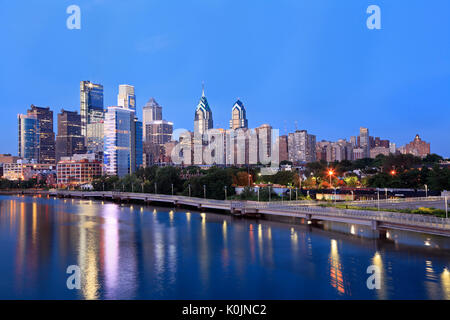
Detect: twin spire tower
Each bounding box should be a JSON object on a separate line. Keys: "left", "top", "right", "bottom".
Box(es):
{"left": 193, "top": 83, "right": 248, "bottom": 135}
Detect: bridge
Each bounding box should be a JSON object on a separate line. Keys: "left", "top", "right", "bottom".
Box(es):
{"left": 4, "top": 190, "right": 450, "bottom": 237}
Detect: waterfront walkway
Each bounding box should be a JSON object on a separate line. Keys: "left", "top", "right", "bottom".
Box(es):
{"left": 4, "top": 190, "right": 450, "bottom": 237}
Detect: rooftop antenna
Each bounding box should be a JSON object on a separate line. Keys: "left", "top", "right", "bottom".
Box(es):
{"left": 202, "top": 81, "right": 205, "bottom": 97}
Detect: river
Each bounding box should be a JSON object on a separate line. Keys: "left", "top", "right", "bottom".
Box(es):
{"left": 0, "top": 195, "right": 449, "bottom": 299}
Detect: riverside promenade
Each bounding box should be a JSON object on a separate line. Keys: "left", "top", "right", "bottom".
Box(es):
{"left": 3, "top": 189, "right": 450, "bottom": 238}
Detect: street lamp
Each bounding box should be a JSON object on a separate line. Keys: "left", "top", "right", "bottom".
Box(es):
{"left": 154, "top": 182, "right": 157, "bottom": 194}
{"left": 171, "top": 183, "right": 174, "bottom": 196}
{"left": 188, "top": 184, "right": 191, "bottom": 197}
{"left": 390, "top": 170, "right": 396, "bottom": 176}
{"left": 224, "top": 186, "right": 227, "bottom": 200}
{"left": 141, "top": 182, "right": 144, "bottom": 193}
{"left": 425, "top": 184, "right": 428, "bottom": 198}
{"left": 203, "top": 185, "right": 206, "bottom": 199}
{"left": 257, "top": 187, "right": 260, "bottom": 202}
{"left": 328, "top": 169, "right": 334, "bottom": 188}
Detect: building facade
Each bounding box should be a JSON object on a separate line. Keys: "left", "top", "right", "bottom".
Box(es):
{"left": 288, "top": 130, "right": 316, "bottom": 164}
{"left": 27, "top": 105, "right": 55, "bottom": 164}
{"left": 56, "top": 109, "right": 85, "bottom": 162}
{"left": 117, "top": 85, "right": 136, "bottom": 111}
{"left": 80, "top": 81, "right": 104, "bottom": 138}
{"left": 18, "top": 114, "right": 39, "bottom": 161}
{"left": 194, "top": 86, "right": 213, "bottom": 135}
{"left": 103, "top": 106, "right": 142, "bottom": 177}
{"left": 229, "top": 99, "right": 248, "bottom": 130}
{"left": 404, "top": 134, "right": 430, "bottom": 158}
{"left": 57, "top": 158, "right": 102, "bottom": 186}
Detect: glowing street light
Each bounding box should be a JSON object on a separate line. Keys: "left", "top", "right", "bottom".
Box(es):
{"left": 390, "top": 170, "right": 396, "bottom": 176}
{"left": 328, "top": 169, "right": 334, "bottom": 187}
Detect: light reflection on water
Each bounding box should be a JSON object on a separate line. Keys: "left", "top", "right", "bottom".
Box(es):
{"left": 0, "top": 195, "right": 449, "bottom": 300}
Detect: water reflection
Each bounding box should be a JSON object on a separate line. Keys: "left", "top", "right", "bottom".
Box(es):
{"left": 0, "top": 195, "right": 450, "bottom": 300}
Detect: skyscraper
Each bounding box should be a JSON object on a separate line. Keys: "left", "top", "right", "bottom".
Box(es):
{"left": 18, "top": 114, "right": 39, "bottom": 161}
{"left": 55, "top": 110, "right": 86, "bottom": 162}
{"left": 194, "top": 85, "right": 213, "bottom": 135}
{"left": 288, "top": 130, "right": 316, "bottom": 164}
{"left": 359, "top": 127, "right": 370, "bottom": 158}
{"left": 27, "top": 105, "right": 55, "bottom": 164}
{"left": 143, "top": 98, "right": 163, "bottom": 141}
{"left": 229, "top": 99, "right": 248, "bottom": 130}
{"left": 80, "top": 81, "right": 104, "bottom": 137}
{"left": 117, "top": 85, "right": 136, "bottom": 111}
{"left": 104, "top": 106, "right": 135, "bottom": 177}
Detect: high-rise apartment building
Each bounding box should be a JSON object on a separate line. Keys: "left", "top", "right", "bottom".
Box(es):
{"left": 80, "top": 81, "right": 104, "bottom": 138}
{"left": 229, "top": 99, "right": 248, "bottom": 130}
{"left": 18, "top": 114, "right": 39, "bottom": 161}
{"left": 194, "top": 85, "right": 213, "bottom": 135}
{"left": 117, "top": 85, "right": 136, "bottom": 111}
{"left": 56, "top": 110, "right": 86, "bottom": 162}
{"left": 27, "top": 105, "right": 55, "bottom": 164}
{"left": 288, "top": 130, "right": 316, "bottom": 164}
{"left": 359, "top": 127, "right": 370, "bottom": 159}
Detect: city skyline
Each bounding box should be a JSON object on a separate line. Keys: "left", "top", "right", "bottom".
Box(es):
{"left": 1, "top": 1, "right": 449, "bottom": 157}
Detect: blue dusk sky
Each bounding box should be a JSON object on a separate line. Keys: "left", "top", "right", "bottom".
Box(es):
{"left": 0, "top": 0, "right": 449, "bottom": 157}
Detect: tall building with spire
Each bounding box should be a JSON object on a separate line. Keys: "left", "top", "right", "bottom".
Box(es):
{"left": 194, "top": 84, "right": 213, "bottom": 135}
{"left": 229, "top": 99, "right": 248, "bottom": 130}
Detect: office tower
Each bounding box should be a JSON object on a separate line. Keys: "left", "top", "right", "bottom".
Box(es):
{"left": 194, "top": 84, "right": 213, "bottom": 135}
{"left": 288, "top": 130, "right": 316, "bottom": 164}
{"left": 229, "top": 99, "right": 248, "bottom": 130}
{"left": 27, "top": 105, "right": 55, "bottom": 164}
{"left": 104, "top": 106, "right": 135, "bottom": 177}
{"left": 256, "top": 124, "right": 273, "bottom": 164}
{"left": 350, "top": 136, "right": 357, "bottom": 147}
{"left": 359, "top": 127, "right": 370, "bottom": 158}
{"left": 142, "top": 97, "right": 173, "bottom": 166}
{"left": 117, "top": 85, "right": 136, "bottom": 111}
{"left": 18, "top": 114, "right": 39, "bottom": 161}
{"left": 80, "top": 81, "right": 104, "bottom": 137}
{"left": 143, "top": 98, "right": 162, "bottom": 123}
{"left": 134, "top": 118, "right": 143, "bottom": 170}
{"left": 278, "top": 135, "right": 289, "bottom": 162}
{"left": 404, "top": 134, "right": 430, "bottom": 158}
{"left": 55, "top": 109, "right": 86, "bottom": 162}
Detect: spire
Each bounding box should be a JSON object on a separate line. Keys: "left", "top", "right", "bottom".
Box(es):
{"left": 202, "top": 81, "right": 205, "bottom": 97}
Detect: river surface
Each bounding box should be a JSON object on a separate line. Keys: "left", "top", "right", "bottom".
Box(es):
{"left": 0, "top": 195, "right": 449, "bottom": 300}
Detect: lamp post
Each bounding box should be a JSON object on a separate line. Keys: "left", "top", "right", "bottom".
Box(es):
{"left": 296, "top": 187, "right": 298, "bottom": 201}
{"left": 377, "top": 189, "right": 380, "bottom": 211}
{"left": 141, "top": 182, "right": 144, "bottom": 193}
{"left": 385, "top": 187, "right": 388, "bottom": 202}
{"left": 131, "top": 183, "right": 134, "bottom": 193}
{"left": 171, "top": 184, "right": 174, "bottom": 196}
{"left": 445, "top": 195, "right": 448, "bottom": 219}
{"left": 257, "top": 187, "right": 260, "bottom": 202}
{"left": 328, "top": 169, "right": 334, "bottom": 188}
{"left": 269, "top": 186, "right": 271, "bottom": 202}
{"left": 103, "top": 183, "right": 105, "bottom": 191}
{"left": 188, "top": 184, "right": 191, "bottom": 197}
{"left": 224, "top": 186, "right": 227, "bottom": 200}
{"left": 154, "top": 182, "right": 157, "bottom": 194}
{"left": 425, "top": 184, "right": 428, "bottom": 198}
{"left": 203, "top": 185, "right": 206, "bottom": 199}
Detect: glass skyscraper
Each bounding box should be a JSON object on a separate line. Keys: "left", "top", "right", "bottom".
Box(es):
{"left": 80, "top": 81, "right": 104, "bottom": 148}
{"left": 18, "top": 114, "right": 39, "bottom": 161}
{"left": 104, "top": 106, "right": 142, "bottom": 177}
{"left": 27, "top": 105, "right": 55, "bottom": 164}
{"left": 117, "top": 85, "right": 136, "bottom": 111}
